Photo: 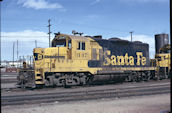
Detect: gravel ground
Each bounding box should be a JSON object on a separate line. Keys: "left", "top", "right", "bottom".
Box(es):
{"left": 2, "top": 93, "right": 170, "bottom": 113}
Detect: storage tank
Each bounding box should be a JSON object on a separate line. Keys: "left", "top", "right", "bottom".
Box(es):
{"left": 155, "top": 34, "right": 169, "bottom": 54}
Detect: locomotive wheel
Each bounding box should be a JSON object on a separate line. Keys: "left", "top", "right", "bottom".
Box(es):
{"left": 125, "top": 75, "right": 133, "bottom": 82}
{"left": 62, "top": 79, "right": 71, "bottom": 88}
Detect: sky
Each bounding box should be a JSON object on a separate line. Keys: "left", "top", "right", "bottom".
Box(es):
{"left": 1, "top": 0, "right": 170, "bottom": 61}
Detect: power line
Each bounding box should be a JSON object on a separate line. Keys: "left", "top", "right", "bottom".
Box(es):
{"left": 2, "top": 40, "right": 48, "bottom": 44}
{"left": 1, "top": 36, "right": 48, "bottom": 37}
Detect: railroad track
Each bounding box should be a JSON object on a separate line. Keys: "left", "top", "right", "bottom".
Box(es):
{"left": 1, "top": 73, "right": 18, "bottom": 83}
{"left": 1, "top": 82, "right": 170, "bottom": 106}
{"left": 1, "top": 79, "right": 17, "bottom": 83}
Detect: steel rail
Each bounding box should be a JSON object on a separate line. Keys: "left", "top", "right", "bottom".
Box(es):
{"left": 1, "top": 82, "right": 170, "bottom": 106}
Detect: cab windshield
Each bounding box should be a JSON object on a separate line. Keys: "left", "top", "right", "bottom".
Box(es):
{"left": 53, "top": 39, "right": 66, "bottom": 47}
{"left": 52, "top": 35, "right": 71, "bottom": 48}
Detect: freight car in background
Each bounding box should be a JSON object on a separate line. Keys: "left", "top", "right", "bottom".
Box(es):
{"left": 17, "top": 32, "right": 171, "bottom": 88}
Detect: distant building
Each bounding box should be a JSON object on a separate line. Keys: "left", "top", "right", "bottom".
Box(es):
{"left": 1, "top": 60, "right": 33, "bottom": 68}
{"left": 1, "top": 61, "right": 21, "bottom": 68}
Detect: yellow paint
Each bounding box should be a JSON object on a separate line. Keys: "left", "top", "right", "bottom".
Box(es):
{"left": 111, "top": 55, "right": 117, "bottom": 65}
{"left": 155, "top": 53, "right": 170, "bottom": 68}
{"left": 129, "top": 56, "right": 134, "bottom": 65}
{"left": 124, "top": 53, "right": 129, "bottom": 65}
{"left": 117, "top": 56, "right": 125, "bottom": 65}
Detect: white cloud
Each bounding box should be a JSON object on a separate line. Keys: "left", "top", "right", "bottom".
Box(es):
{"left": 121, "top": 34, "right": 155, "bottom": 58}
{"left": 1, "top": 30, "right": 54, "bottom": 60}
{"left": 90, "top": 0, "right": 101, "bottom": 5}
{"left": 17, "top": 0, "right": 64, "bottom": 10}
{"left": 2, "top": 30, "right": 48, "bottom": 42}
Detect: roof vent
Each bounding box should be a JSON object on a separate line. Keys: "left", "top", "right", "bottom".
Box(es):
{"left": 54, "top": 32, "right": 60, "bottom": 36}
{"left": 93, "top": 35, "right": 102, "bottom": 39}
{"left": 72, "top": 30, "right": 83, "bottom": 36}
{"left": 109, "top": 37, "right": 121, "bottom": 41}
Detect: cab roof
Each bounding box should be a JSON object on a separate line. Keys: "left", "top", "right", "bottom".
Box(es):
{"left": 52, "top": 33, "right": 91, "bottom": 42}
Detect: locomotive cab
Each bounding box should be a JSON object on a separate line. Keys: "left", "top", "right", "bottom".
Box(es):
{"left": 32, "top": 33, "right": 95, "bottom": 87}
{"left": 52, "top": 34, "right": 72, "bottom": 59}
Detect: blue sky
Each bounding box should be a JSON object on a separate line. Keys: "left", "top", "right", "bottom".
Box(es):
{"left": 1, "top": 0, "right": 170, "bottom": 61}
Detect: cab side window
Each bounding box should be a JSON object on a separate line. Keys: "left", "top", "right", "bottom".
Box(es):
{"left": 82, "top": 42, "right": 85, "bottom": 50}
{"left": 78, "top": 42, "right": 85, "bottom": 50}
{"left": 68, "top": 40, "right": 71, "bottom": 49}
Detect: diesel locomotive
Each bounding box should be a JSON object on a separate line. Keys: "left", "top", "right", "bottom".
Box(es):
{"left": 17, "top": 32, "right": 171, "bottom": 88}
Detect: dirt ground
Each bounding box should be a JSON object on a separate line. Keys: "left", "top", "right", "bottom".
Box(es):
{"left": 2, "top": 93, "right": 170, "bottom": 113}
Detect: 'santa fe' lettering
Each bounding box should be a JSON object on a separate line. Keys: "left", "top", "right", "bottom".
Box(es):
{"left": 103, "top": 51, "right": 146, "bottom": 66}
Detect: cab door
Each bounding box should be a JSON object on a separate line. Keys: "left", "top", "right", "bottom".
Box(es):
{"left": 67, "top": 39, "right": 72, "bottom": 59}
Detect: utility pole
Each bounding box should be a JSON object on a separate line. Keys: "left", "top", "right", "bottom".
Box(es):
{"left": 47, "top": 19, "right": 51, "bottom": 47}
{"left": 17, "top": 40, "right": 18, "bottom": 60}
{"left": 23, "top": 55, "right": 25, "bottom": 63}
{"left": 30, "top": 56, "right": 32, "bottom": 67}
{"left": 13, "top": 42, "right": 15, "bottom": 66}
{"left": 35, "top": 40, "right": 37, "bottom": 48}
{"left": 19, "top": 56, "right": 21, "bottom": 67}
{"left": 0, "top": 0, "right": 2, "bottom": 73}
{"left": 129, "top": 31, "right": 134, "bottom": 42}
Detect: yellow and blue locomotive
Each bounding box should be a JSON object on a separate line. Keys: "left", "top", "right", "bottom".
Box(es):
{"left": 17, "top": 32, "right": 170, "bottom": 88}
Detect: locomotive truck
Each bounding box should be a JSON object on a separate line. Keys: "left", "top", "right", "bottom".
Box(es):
{"left": 17, "top": 32, "right": 171, "bottom": 88}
